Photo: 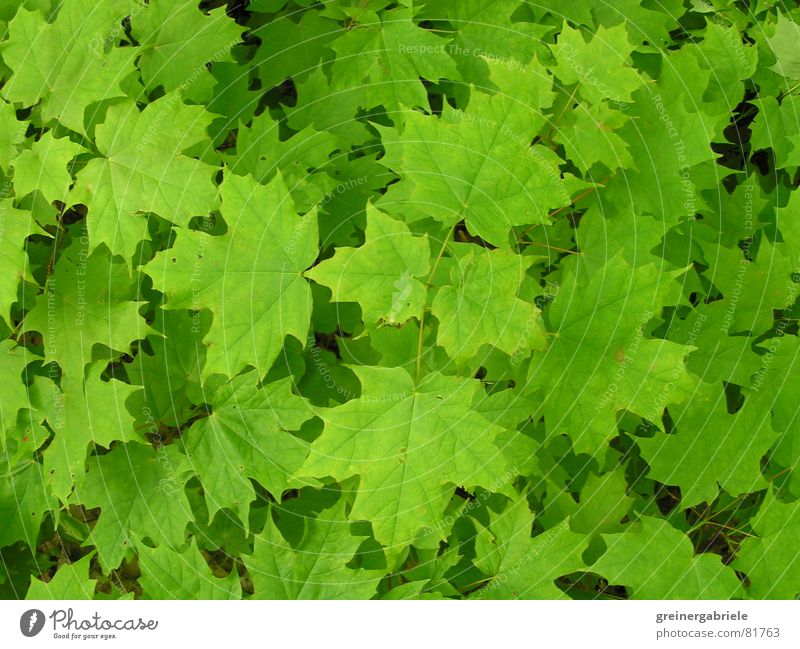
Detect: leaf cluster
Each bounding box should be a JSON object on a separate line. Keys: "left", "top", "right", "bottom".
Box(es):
{"left": 1, "top": 0, "right": 799, "bottom": 600}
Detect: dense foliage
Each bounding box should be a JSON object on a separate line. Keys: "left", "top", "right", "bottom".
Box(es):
{"left": 1, "top": 0, "right": 800, "bottom": 600}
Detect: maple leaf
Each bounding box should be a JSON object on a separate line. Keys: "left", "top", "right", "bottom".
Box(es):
{"left": 34, "top": 364, "right": 139, "bottom": 502}
{"left": 747, "top": 336, "right": 800, "bottom": 499}
{"left": 26, "top": 553, "right": 96, "bottom": 600}
{"left": 1, "top": 0, "right": 798, "bottom": 602}
{"left": 733, "top": 489, "right": 800, "bottom": 598}
{"left": 599, "top": 48, "right": 726, "bottom": 224}
{"left": 245, "top": 498, "right": 383, "bottom": 599}
{"left": 0, "top": 340, "right": 35, "bottom": 443}
{"left": 767, "top": 13, "right": 800, "bottom": 80}
{"left": 126, "top": 309, "right": 206, "bottom": 428}
{"left": 432, "top": 247, "right": 545, "bottom": 364}
{"left": 555, "top": 102, "right": 634, "bottom": 174}
{"left": 326, "top": 7, "right": 459, "bottom": 114}
{"left": 570, "top": 467, "right": 634, "bottom": 535}
{"left": 378, "top": 93, "right": 587, "bottom": 247}
{"left": 13, "top": 132, "right": 85, "bottom": 205}
{"left": 417, "top": 0, "right": 548, "bottom": 82}
{"left": 183, "top": 371, "right": 314, "bottom": 528}
{"left": 131, "top": 0, "right": 244, "bottom": 95}
{"left": 70, "top": 95, "right": 219, "bottom": 261}
{"left": 699, "top": 237, "right": 796, "bottom": 336}
{"left": 638, "top": 383, "right": 776, "bottom": 508}
{"left": 0, "top": 200, "right": 41, "bottom": 323}
{"left": 227, "top": 111, "right": 339, "bottom": 211}
{"left": 699, "top": 22, "right": 758, "bottom": 109}
{"left": 251, "top": 8, "right": 341, "bottom": 91}
{"left": 75, "top": 441, "right": 193, "bottom": 571}
{"left": 0, "top": 460, "right": 55, "bottom": 548}
{"left": 551, "top": 23, "right": 642, "bottom": 106}
{"left": 1, "top": 2, "right": 137, "bottom": 134}
{"left": 297, "top": 366, "right": 509, "bottom": 560}
{"left": 143, "top": 171, "right": 318, "bottom": 379}
{"left": 306, "top": 204, "right": 430, "bottom": 326}
{"left": 750, "top": 95, "right": 800, "bottom": 170}
{"left": 0, "top": 101, "right": 25, "bottom": 172}
{"left": 137, "top": 540, "right": 241, "bottom": 599}
{"left": 23, "top": 240, "right": 150, "bottom": 382}
{"left": 593, "top": 516, "right": 743, "bottom": 598}
{"left": 528, "top": 254, "right": 696, "bottom": 457}
{"left": 471, "top": 496, "right": 588, "bottom": 599}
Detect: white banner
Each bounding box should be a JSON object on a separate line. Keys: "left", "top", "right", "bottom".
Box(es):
{"left": 0, "top": 600, "right": 797, "bottom": 648}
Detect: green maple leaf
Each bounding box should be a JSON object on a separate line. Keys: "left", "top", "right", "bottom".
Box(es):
{"left": 144, "top": 171, "right": 318, "bottom": 379}
{"left": 13, "top": 132, "right": 84, "bottom": 205}
{"left": 668, "top": 303, "right": 762, "bottom": 386}
{"left": 481, "top": 56, "right": 555, "bottom": 113}
{"left": 0, "top": 340, "right": 34, "bottom": 441}
{"left": 138, "top": 540, "right": 241, "bottom": 599}
{"left": 535, "top": 0, "right": 686, "bottom": 40}
{"left": 245, "top": 498, "right": 382, "bottom": 599}
{"left": 251, "top": 8, "right": 340, "bottom": 91}
{"left": 127, "top": 309, "right": 207, "bottom": 428}
{"left": 285, "top": 67, "right": 375, "bottom": 145}
{"left": 306, "top": 204, "right": 430, "bottom": 325}
{"left": 1, "top": 2, "right": 137, "bottom": 134}
{"left": 183, "top": 372, "right": 314, "bottom": 527}
{"left": 529, "top": 255, "right": 696, "bottom": 457}
{"left": 37, "top": 364, "right": 139, "bottom": 501}
{"left": 327, "top": 7, "right": 459, "bottom": 114}
{"left": 750, "top": 96, "right": 800, "bottom": 170}
{"left": 0, "top": 100, "right": 25, "bottom": 172}
{"left": 471, "top": 497, "right": 588, "bottom": 599}
{"left": 0, "top": 201, "right": 41, "bottom": 325}
{"left": 27, "top": 553, "right": 96, "bottom": 599}
{"left": 0, "top": 460, "right": 54, "bottom": 548}
{"left": 592, "top": 516, "right": 743, "bottom": 598}
{"left": 531, "top": 0, "right": 593, "bottom": 25}
{"left": 698, "top": 171, "right": 774, "bottom": 247}
{"left": 70, "top": 96, "right": 219, "bottom": 261}
{"left": 432, "top": 248, "right": 545, "bottom": 364}
{"left": 378, "top": 93, "right": 586, "bottom": 246}
{"left": 592, "top": 0, "right": 685, "bottom": 46}
{"left": 571, "top": 204, "right": 667, "bottom": 275}
{"left": 23, "top": 241, "right": 149, "bottom": 381}
{"left": 699, "top": 22, "right": 758, "bottom": 107}
{"left": 417, "top": 0, "right": 549, "bottom": 82}
{"left": 600, "top": 49, "right": 726, "bottom": 224}
{"left": 76, "top": 441, "right": 193, "bottom": 571}
{"left": 749, "top": 336, "right": 800, "bottom": 499}
{"left": 132, "top": 0, "right": 243, "bottom": 95}
{"left": 297, "top": 366, "right": 508, "bottom": 558}
{"left": 638, "top": 383, "right": 776, "bottom": 508}
{"left": 227, "top": 111, "right": 339, "bottom": 211}
{"left": 474, "top": 389, "right": 541, "bottom": 475}
{"left": 767, "top": 13, "right": 800, "bottom": 80}
{"left": 556, "top": 102, "right": 634, "bottom": 174}
{"left": 733, "top": 489, "right": 800, "bottom": 598}
{"left": 570, "top": 467, "right": 634, "bottom": 535}
{"left": 700, "top": 238, "right": 796, "bottom": 335}
{"left": 551, "top": 23, "right": 642, "bottom": 106}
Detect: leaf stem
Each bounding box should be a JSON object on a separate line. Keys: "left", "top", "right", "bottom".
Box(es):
{"left": 517, "top": 180, "right": 606, "bottom": 242}
{"left": 547, "top": 83, "right": 580, "bottom": 140}
{"left": 518, "top": 241, "right": 580, "bottom": 254}
{"left": 1, "top": 460, "right": 34, "bottom": 480}
{"left": 779, "top": 80, "right": 800, "bottom": 101}
{"left": 415, "top": 224, "right": 455, "bottom": 386}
